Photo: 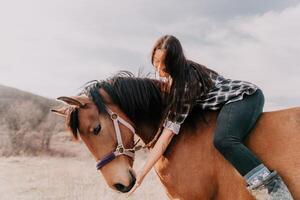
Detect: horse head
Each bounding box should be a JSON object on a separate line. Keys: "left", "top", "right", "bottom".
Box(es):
{"left": 51, "top": 73, "right": 164, "bottom": 193}
{"left": 51, "top": 91, "right": 137, "bottom": 193}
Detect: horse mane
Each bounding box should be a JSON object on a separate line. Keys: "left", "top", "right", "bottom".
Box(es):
{"left": 67, "top": 70, "right": 207, "bottom": 140}
{"left": 81, "top": 71, "right": 164, "bottom": 125}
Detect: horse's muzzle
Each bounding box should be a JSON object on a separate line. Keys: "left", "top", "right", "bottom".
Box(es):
{"left": 113, "top": 170, "right": 136, "bottom": 193}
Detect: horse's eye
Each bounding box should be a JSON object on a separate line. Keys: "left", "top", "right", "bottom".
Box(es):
{"left": 93, "top": 124, "right": 101, "bottom": 135}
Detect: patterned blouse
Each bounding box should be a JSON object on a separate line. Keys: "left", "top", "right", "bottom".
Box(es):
{"left": 163, "top": 71, "right": 259, "bottom": 134}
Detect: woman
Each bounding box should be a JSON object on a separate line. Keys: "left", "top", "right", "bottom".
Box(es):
{"left": 127, "top": 35, "right": 291, "bottom": 199}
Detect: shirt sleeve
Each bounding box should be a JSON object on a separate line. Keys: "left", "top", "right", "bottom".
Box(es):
{"left": 163, "top": 83, "right": 192, "bottom": 135}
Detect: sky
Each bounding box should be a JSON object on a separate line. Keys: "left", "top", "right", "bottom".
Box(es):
{"left": 0, "top": 0, "right": 299, "bottom": 111}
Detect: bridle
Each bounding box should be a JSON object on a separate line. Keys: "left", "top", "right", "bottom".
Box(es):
{"left": 95, "top": 106, "right": 142, "bottom": 170}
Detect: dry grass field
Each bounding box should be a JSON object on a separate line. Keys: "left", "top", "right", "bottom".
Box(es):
{"left": 0, "top": 85, "right": 167, "bottom": 200}
{"left": 0, "top": 143, "right": 168, "bottom": 200}
{"left": 0, "top": 157, "right": 167, "bottom": 200}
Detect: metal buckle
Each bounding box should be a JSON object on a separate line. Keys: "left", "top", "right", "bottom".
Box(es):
{"left": 116, "top": 145, "right": 124, "bottom": 154}
{"left": 111, "top": 113, "right": 118, "bottom": 120}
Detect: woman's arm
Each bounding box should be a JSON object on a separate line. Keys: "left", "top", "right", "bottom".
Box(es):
{"left": 127, "top": 82, "right": 196, "bottom": 197}
{"left": 127, "top": 127, "right": 174, "bottom": 197}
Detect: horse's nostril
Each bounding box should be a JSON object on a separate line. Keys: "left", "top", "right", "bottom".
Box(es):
{"left": 113, "top": 171, "right": 137, "bottom": 193}
{"left": 114, "top": 176, "right": 136, "bottom": 193}
{"left": 114, "top": 183, "right": 126, "bottom": 192}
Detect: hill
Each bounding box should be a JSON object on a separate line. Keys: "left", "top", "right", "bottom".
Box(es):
{"left": 0, "top": 84, "right": 66, "bottom": 156}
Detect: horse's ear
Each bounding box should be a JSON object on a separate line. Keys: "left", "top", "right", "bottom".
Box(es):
{"left": 51, "top": 107, "right": 69, "bottom": 117}
{"left": 57, "top": 96, "right": 85, "bottom": 107}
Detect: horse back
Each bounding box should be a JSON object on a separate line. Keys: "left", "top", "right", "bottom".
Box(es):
{"left": 246, "top": 107, "right": 300, "bottom": 199}
{"left": 155, "top": 107, "right": 300, "bottom": 199}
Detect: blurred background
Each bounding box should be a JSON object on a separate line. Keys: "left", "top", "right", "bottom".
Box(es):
{"left": 0, "top": 0, "right": 299, "bottom": 199}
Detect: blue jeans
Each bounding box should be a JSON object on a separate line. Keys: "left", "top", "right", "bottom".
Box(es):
{"left": 213, "top": 89, "right": 264, "bottom": 176}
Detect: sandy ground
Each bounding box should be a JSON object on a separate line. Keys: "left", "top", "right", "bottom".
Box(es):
{"left": 0, "top": 133, "right": 167, "bottom": 200}
{"left": 0, "top": 155, "right": 167, "bottom": 200}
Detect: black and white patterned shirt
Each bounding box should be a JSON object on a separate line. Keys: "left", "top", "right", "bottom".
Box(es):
{"left": 163, "top": 72, "right": 259, "bottom": 134}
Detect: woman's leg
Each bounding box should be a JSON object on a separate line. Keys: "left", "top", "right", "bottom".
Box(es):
{"left": 213, "top": 89, "right": 265, "bottom": 176}
{"left": 213, "top": 89, "right": 293, "bottom": 199}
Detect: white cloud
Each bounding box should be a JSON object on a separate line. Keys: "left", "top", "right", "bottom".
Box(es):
{"left": 181, "top": 4, "right": 300, "bottom": 110}
{"left": 0, "top": 0, "right": 299, "bottom": 112}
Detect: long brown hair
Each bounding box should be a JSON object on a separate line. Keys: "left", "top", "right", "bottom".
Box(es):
{"left": 151, "top": 35, "right": 218, "bottom": 122}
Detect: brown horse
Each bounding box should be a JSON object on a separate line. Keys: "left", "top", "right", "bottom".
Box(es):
{"left": 52, "top": 73, "right": 300, "bottom": 200}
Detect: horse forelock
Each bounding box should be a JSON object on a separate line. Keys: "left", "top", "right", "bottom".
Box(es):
{"left": 80, "top": 80, "right": 108, "bottom": 114}
{"left": 66, "top": 107, "right": 79, "bottom": 140}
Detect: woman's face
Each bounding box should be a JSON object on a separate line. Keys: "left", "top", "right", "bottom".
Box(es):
{"left": 153, "top": 49, "right": 169, "bottom": 78}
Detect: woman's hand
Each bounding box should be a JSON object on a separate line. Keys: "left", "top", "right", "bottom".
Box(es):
{"left": 126, "top": 128, "right": 175, "bottom": 198}
{"left": 126, "top": 170, "right": 146, "bottom": 197}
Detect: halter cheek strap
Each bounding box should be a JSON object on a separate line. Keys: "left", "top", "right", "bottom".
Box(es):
{"left": 82, "top": 82, "right": 142, "bottom": 170}
{"left": 95, "top": 107, "right": 140, "bottom": 170}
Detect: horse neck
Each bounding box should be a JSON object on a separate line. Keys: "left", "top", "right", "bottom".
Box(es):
{"left": 103, "top": 77, "right": 166, "bottom": 145}
{"left": 136, "top": 109, "right": 213, "bottom": 148}
{"left": 135, "top": 113, "right": 164, "bottom": 146}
